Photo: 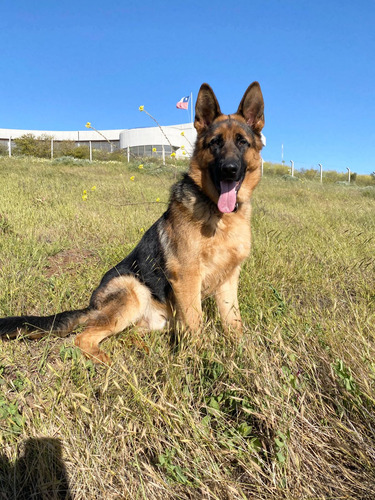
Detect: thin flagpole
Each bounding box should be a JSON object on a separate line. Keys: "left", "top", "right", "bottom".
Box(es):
{"left": 190, "top": 92, "right": 193, "bottom": 123}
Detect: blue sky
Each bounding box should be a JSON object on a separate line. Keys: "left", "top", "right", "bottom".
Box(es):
{"left": 1, "top": 0, "right": 374, "bottom": 174}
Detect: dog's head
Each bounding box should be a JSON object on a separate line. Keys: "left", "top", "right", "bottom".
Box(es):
{"left": 190, "top": 83, "right": 265, "bottom": 213}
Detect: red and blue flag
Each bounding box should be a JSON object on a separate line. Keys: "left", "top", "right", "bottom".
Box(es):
{"left": 176, "top": 96, "right": 189, "bottom": 110}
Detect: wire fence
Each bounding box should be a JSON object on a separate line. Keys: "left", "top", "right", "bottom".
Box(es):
{"left": 1, "top": 135, "right": 374, "bottom": 185}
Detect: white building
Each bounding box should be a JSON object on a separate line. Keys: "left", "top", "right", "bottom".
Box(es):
{"left": 119, "top": 123, "right": 196, "bottom": 157}
{"left": 0, "top": 124, "right": 264, "bottom": 158}
{"left": 0, "top": 122, "right": 197, "bottom": 158}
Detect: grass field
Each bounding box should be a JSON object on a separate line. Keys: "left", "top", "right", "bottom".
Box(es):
{"left": 1, "top": 156, "right": 375, "bottom": 499}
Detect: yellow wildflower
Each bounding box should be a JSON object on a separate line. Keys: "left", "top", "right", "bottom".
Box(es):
{"left": 180, "top": 131, "right": 185, "bottom": 136}
{"left": 82, "top": 194, "right": 88, "bottom": 201}
{"left": 170, "top": 152, "right": 176, "bottom": 158}
{"left": 139, "top": 105, "right": 144, "bottom": 111}
{"left": 91, "top": 186, "right": 97, "bottom": 191}
{"left": 83, "top": 190, "right": 87, "bottom": 195}
{"left": 138, "top": 164, "right": 144, "bottom": 169}
{"left": 85, "top": 122, "right": 91, "bottom": 128}
{"left": 152, "top": 147, "right": 156, "bottom": 152}
{"left": 140, "top": 228, "right": 145, "bottom": 233}
{"left": 181, "top": 145, "right": 185, "bottom": 149}
{"left": 182, "top": 151, "right": 186, "bottom": 155}
{"left": 156, "top": 198, "right": 160, "bottom": 202}
{"left": 130, "top": 176, "right": 135, "bottom": 181}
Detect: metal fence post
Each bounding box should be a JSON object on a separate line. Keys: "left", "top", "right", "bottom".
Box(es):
{"left": 127, "top": 145, "right": 130, "bottom": 163}
{"left": 8, "top": 137, "right": 12, "bottom": 157}
{"left": 347, "top": 167, "right": 351, "bottom": 183}
{"left": 89, "top": 141, "right": 92, "bottom": 162}
{"left": 290, "top": 160, "right": 294, "bottom": 177}
{"left": 318, "top": 163, "right": 323, "bottom": 183}
{"left": 51, "top": 139, "right": 54, "bottom": 160}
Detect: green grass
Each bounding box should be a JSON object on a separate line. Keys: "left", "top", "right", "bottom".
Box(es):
{"left": 1, "top": 156, "right": 375, "bottom": 499}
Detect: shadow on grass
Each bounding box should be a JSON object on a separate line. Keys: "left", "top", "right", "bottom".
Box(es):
{"left": 0, "top": 437, "right": 72, "bottom": 500}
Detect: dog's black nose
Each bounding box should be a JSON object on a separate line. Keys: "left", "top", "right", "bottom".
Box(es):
{"left": 221, "top": 162, "right": 239, "bottom": 179}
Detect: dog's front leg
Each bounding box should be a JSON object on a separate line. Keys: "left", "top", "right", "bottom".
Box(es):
{"left": 214, "top": 266, "right": 243, "bottom": 338}
{"left": 170, "top": 270, "right": 203, "bottom": 334}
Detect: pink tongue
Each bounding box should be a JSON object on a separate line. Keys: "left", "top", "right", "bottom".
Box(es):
{"left": 218, "top": 181, "right": 237, "bottom": 213}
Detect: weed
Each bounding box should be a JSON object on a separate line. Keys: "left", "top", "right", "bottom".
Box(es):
{"left": 0, "top": 395, "right": 25, "bottom": 435}
{"left": 333, "top": 358, "right": 360, "bottom": 396}
{"left": 274, "top": 430, "right": 289, "bottom": 465}
{"left": 157, "top": 448, "right": 192, "bottom": 485}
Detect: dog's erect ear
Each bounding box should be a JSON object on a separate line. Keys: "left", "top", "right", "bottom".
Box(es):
{"left": 237, "top": 82, "right": 265, "bottom": 134}
{"left": 194, "top": 83, "right": 222, "bottom": 135}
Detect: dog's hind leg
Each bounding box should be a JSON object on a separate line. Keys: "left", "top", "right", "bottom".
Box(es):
{"left": 75, "top": 276, "right": 152, "bottom": 364}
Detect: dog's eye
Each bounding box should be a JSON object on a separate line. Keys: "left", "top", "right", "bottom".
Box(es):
{"left": 209, "top": 136, "right": 223, "bottom": 148}
{"left": 236, "top": 134, "right": 249, "bottom": 147}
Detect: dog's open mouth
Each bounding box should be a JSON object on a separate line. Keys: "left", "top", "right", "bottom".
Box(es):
{"left": 217, "top": 180, "right": 241, "bottom": 213}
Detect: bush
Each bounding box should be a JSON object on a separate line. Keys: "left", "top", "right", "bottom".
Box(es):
{"left": 13, "top": 134, "right": 53, "bottom": 158}
{"left": 54, "top": 140, "right": 79, "bottom": 158}
{"left": 360, "top": 186, "right": 375, "bottom": 199}
{"left": 350, "top": 172, "right": 357, "bottom": 183}
{"left": 281, "top": 174, "right": 299, "bottom": 182}
{"left": 52, "top": 156, "right": 90, "bottom": 165}
{"left": 71, "top": 145, "right": 90, "bottom": 159}
{"left": 323, "top": 170, "right": 343, "bottom": 183}
{"left": 92, "top": 148, "right": 126, "bottom": 162}
{"left": 263, "top": 162, "right": 290, "bottom": 176}
{"left": 335, "top": 181, "right": 350, "bottom": 186}
{"left": 356, "top": 174, "right": 375, "bottom": 186}
{"left": 108, "top": 149, "right": 127, "bottom": 162}
{"left": 300, "top": 168, "right": 318, "bottom": 180}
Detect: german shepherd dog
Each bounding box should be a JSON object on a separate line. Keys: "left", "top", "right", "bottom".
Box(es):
{"left": 0, "top": 82, "right": 265, "bottom": 364}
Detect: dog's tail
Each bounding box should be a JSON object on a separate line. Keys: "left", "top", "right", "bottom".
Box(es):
{"left": 0, "top": 309, "right": 90, "bottom": 340}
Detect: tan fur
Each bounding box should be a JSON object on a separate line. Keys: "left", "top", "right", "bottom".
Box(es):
{"left": 75, "top": 276, "right": 168, "bottom": 362}
{"left": 164, "top": 156, "right": 259, "bottom": 337}
{"left": 162, "top": 110, "right": 262, "bottom": 339}
{"left": 72, "top": 83, "right": 264, "bottom": 362}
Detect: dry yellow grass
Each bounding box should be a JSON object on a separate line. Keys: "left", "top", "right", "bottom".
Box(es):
{"left": 1, "top": 157, "right": 375, "bottom": 499}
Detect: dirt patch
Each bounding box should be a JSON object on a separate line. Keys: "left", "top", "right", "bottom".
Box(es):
{"left": 45, "top": 249, "right": 97, "bottom": 277}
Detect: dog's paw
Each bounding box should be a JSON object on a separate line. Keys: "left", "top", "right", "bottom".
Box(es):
{"left": 75, "top": 335, "right": 112, "bottom": 365}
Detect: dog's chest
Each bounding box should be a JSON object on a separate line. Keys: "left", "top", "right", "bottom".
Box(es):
{"left": 200, "top": 215, "right": 251, "bottom": 287}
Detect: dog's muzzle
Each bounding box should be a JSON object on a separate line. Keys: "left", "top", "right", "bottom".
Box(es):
{"left": 217, "top": 160, "right": 242, "bottom": 213}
